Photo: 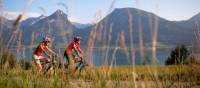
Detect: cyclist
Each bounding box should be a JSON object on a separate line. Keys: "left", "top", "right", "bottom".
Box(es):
{"left": 64, "top": 37, "right": 84, "bottom": 69}
{"left": 33, "top": 36, "right": 57, "bottom": 74}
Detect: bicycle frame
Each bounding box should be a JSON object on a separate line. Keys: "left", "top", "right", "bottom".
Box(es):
{"left": 41, "top": 55, "right": 57, "bottom": 75}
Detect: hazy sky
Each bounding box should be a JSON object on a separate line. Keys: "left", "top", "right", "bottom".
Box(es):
{"left": 3, "top": 0, "right": 200, "bottom": 23}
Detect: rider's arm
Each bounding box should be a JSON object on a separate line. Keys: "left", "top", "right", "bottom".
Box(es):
{"left": 72, "top": 43, "right": 84, "bottom": 59}
{"left": 44, "top": 46, "right": 56, "bottom": 55}
{"left": 76, "top": 47, "right": 89, "bottom": 65}
{"left": 44, "top": 51, "right": 50, "bottom": 57}
{"left": 74, "top": 43, "right": 83, "bottom": 54}
{"left": 77, "top": 47, "right": 83, "bottom": 54}
{"left": 75, "top": 47, "right": 84, "bottom": 60}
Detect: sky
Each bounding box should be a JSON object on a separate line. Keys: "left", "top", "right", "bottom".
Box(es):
{"left": 2, "top": 0, "right": 200, "bottom": 23}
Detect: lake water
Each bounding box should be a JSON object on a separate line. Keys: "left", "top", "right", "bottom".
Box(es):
{"left": 13, "top": 47, "right": 171, "bottom": 66}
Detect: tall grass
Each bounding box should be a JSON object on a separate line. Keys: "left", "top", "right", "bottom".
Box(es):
{"left": 1, "top": 0, "right": 200, "bottom": 88}
{"left": 0, "top": 65, "right": 199, "bottom": 88}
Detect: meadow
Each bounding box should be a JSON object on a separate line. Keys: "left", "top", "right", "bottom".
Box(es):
{"left": 0, "top": 63, "right": 200, "bottom": 88}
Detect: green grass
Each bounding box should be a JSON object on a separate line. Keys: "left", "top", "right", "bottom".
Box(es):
{"left": 0, "top": 64, "right": 200, "bottom": 88}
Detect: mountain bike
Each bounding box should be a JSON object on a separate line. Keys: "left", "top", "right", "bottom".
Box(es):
{"left": 73, "top": 55, "right": 90, "bottom": 73}
{"left": 41, "top": 55, "right": 58, "bottom": 76}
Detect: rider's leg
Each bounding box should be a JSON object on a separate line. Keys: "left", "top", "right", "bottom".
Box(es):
{"left": 73, "top": 66, "right": 78, "bottom": 73}
{"left": 40, "top": 57, "right": 50, "bottom": 63}
{"left": 73, "top": 60, "right": 79, "bottom": 73}
{"left": 64, "top": 53, "right": 70, "bottom": 69}
{"left": 78, "top": 61, "right": 85, "bottom": 72}
{"left": 33, "top": 55, "right": 43, "bottom": 74}
{"left": 39, "top": 57, "right": 51, "bottom": 72}
{"left": 73, "top": 61, "right": 82, "bottom": 73}
{"left": 35, "top": 59, "right": 42, "bottom": 74}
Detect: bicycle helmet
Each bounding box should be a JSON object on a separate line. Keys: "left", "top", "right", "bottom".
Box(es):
{"left": 43, "top": 36, "right": 51, "bottom": 42}
{"left": 74, "top": 36, "right": 81, "bottom": 42}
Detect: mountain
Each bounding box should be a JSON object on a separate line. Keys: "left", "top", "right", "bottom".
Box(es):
{"left": 1, "top": 8, "right": 199, "bottom": 47}
{"left": 176, "top": 12, "right": 200, "bottom": 30}
{"left": 75, "top": 8, "right": 197, "bottom": 46}
{"left": 20, "top": 15, "right": 46, "bottom": 27}
{"left": 0, "top": 17, "right": 14, "bottom": 43}
{"left": 21, "top": 9, "right": 77, "bottom": 45}
{"left": 189, "top": 12, "right": 200, "bottom": 22}
{"left": 72, "top": 22, "right": 92, "bottom": 29}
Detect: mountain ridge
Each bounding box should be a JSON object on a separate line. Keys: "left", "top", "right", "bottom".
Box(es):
{"left": 0, "top": 8, "right": 199, "bottom": 47}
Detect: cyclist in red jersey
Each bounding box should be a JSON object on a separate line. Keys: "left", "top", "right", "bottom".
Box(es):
{"left": 64, "top": 37, "right": 84, "bottom": 68}
{"left": 33, "top": 36, "right": 57, "bottom": 74}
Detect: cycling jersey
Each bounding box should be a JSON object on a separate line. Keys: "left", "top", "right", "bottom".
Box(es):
{"left": 34, "top": 43, "right": 46, "bottom": 56}
{"left": 65, "top": 42, "right": 80, "bottom": 54}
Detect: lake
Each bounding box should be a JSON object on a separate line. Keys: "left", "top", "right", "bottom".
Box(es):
{"left": 12, "top": 47, "right": 171, "bottom": 66}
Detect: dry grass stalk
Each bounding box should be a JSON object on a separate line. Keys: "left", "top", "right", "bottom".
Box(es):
{"left": 127, "top": 8, "right": 136, "bottom": 65}
{"left": 148, "top": 13, "right": 153, "bottom": 40}
{"left": 136, "top": 0, "right": 145, "bottom": 64}
{"left": 29, "top": 32, "right": 35, "bottom": 55}
{"left": 104, "top": 24, "right": 113, "bottom": 66}
{"left": 118, "top": 32, "right": 130, "bottom": 62}
{"left": 152, "top": 0, "right": 160, "bottom": 63}
{"left": 102, "top": 0, "right": 116, "bottom": 66}
{"left": 127, "top": 7, "right": 137, "bottom": 87}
